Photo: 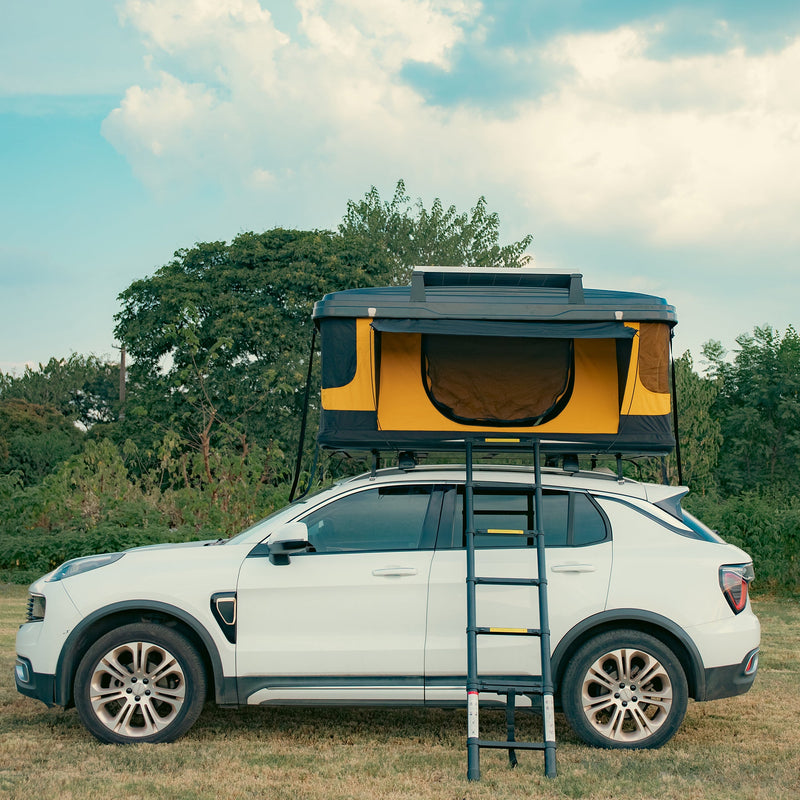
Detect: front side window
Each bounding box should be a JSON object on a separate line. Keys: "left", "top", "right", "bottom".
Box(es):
{"left": 301, "top": 485, "right": 436, "bottom": 553}
{"left": 446, "top": 487, "right": 607, "bottom": 549}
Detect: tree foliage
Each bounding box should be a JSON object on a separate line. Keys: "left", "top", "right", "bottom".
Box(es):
{"left": 339, "top": 179, "right": 533, "bottom": 282}
{"left": 703, "top": 325, "right": 800, "bottom": 493}
{"left": 0, "top": 400, "right": 84, "bottom": 485}
{"left": 113, "top": 183, "right": 533, "bottom": 488}
{"left": 0, "top": 354, "right": 119, "bottom": 428}
{"left": 113, "top": 229, "right": 390, "bottom": 483}
{"left": 652, "top": 352, "right": 722, "bottom": 492}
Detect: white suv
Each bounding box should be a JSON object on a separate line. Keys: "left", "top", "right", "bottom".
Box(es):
{"left": 15, "top": 465, "right": 760, "bottom": 750}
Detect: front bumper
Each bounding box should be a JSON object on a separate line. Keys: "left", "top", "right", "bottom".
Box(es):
{"left": 14, "top": 656, "right": 59, "bottom": 707}
{"left": 701, "top": 648, "right": 759, "bottom": 701}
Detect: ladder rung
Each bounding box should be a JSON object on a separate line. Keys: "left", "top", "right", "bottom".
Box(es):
{"left": 475, "top": 576, "right": 541, "bottom": 586}
{"left": 473, "top": 529, "right": 540, "bottom": 537}
{"left": 472, "top": 739, "right": 547, "bottom": 752}
{"left": 475, "top": 627, "right": 542, "bottom": 636}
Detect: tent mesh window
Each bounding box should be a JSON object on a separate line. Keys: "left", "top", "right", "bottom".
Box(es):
{"left": 637, "top": 323, "right": 670, "bottom": 394}
{"left": 421, "top": 335, "right": 574, "bottom": 426}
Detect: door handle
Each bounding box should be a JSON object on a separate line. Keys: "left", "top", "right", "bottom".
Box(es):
{"left": 551, "top": 564, "right": 596, "bottom": 573}
{"left": 372, "top": 567, "right": 418, "bottom": 577}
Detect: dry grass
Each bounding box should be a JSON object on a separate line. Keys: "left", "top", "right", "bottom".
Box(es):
{"left": 0, "top": 585, "right": 797, "bottom": 800}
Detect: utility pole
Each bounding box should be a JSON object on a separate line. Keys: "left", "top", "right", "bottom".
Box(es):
{"left": 118, "top": 345, "right": 126, "bottom": 421}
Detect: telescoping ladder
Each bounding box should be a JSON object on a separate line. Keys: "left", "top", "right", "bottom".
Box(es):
{"left": 464, "top": 438, "right": 557, "bottom": 780}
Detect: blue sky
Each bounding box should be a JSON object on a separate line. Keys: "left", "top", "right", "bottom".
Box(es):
{"left": 2, "top": 0, "right": 800, "bottom": 374}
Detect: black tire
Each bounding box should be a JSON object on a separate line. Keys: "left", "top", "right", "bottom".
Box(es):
{"left": 561, "top": 629, "right": 688, "bottom": 749}
{"left": 74, "top": 622, "right": 207, "bottom": 744}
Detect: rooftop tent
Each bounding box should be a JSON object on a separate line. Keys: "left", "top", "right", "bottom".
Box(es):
{"left": 312, "top": 270, "right": 678, "bottom": 454}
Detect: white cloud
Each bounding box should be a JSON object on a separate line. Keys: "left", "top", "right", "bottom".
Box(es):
{"left": 103, "top": 3, "right": 800, "bottom": 252}
{"left": 502, "top": 28, "right": 800, "bottom": 246}
{"left": 296, "top": 0, "right": 480, "bottom": 69}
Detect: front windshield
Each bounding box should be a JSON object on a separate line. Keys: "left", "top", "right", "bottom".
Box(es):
{"left": 225, "top": 486, "right": 332, "bottom": 544}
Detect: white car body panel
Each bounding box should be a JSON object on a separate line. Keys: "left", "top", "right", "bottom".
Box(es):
{"left": 236, "top": 549, "right": 433, "bottom": 700}
{"left": 423, "top": 542, "right": 613, "bottom": 700}
{"left": 15, "top": 580, "right": 82, "bottom": 674}
{"left": 53, "top": 544, "right": 247, "bottom": 677}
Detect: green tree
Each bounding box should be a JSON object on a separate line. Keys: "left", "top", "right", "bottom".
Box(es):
{"left": 0, "top": 354, "right": 120, "bottom": 428}
{"left": 703, "top": 325, "right": 800, "bottom": 493}
{"left": 114, "top": 183, "right": 533, "bottom": 490}
{"left": 669, "top": 352, "right": 722, "bottom": 491}
{"left": 0, "top": 399, "right": 85, "bottom": 484}
{"left": 114, "top": 229, "right": 389, "bottom": 484}
{"left": 339, "top": 179, "right": 533, "bottom": 282}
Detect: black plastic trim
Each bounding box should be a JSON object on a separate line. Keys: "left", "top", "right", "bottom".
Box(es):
{"left": 550, "top": 608, "right": 706, "bottom": 700}
{"left": 54, "top": 600, "right": 234, "bottom": 707}
{"left": 317, "top": 424, "right": 676, "bottom": 456}
{"left": 702, "top": 649, "right": 759, "bottom": 701}
{"left": 210, "top": 592, "right": 237, "bottom": 644}
{"left": 14, "top": 656, "right": 57, "bottom": 707}
{"left": 374, "top": 318, "right": 635, "bottom": 339}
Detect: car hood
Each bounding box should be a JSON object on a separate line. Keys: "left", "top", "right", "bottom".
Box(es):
{"left": 126, "top": 538, "right": 225, "bottom": 553}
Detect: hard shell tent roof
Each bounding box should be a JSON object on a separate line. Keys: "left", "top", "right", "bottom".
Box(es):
{"left": 312, "top": 269, "right": 678, "bottom": 455}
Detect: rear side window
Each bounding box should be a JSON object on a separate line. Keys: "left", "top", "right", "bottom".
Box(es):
{"left": 446, "top": 487, "right": 608, "bottom": 549}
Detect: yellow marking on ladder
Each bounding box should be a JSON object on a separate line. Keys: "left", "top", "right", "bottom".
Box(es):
{"left": 489, "top": 627, "right": 529, "bottom": 634}
{"left": 486, "top": 528, "right": 526, "bottom": 535}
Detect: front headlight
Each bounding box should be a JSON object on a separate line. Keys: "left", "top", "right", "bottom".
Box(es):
{"left": 48, "top": 552, "right": 124, "bottom": 582}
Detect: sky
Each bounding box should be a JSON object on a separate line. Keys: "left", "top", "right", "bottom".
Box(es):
{"left": 2, "top": 0, "right": 800, "bottom": 374}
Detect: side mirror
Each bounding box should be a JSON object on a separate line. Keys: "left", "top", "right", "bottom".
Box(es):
{"left": 267, "top": 522, "right": 311, "bottom": 565}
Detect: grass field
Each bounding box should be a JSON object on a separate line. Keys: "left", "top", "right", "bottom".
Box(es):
{"left": 0, "top": 584, "right": 797, "bottom": 800}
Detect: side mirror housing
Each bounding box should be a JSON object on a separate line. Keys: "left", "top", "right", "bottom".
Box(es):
{"left": 268, "top": 522, "right": 311, "bottom": 565}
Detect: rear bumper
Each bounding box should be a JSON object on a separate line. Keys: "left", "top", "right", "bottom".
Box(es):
{"left": 14, "top": 656, "right": 58, "bottom": 708}
{"left": 701, "top": 648, "right": 759, "bottom": 701}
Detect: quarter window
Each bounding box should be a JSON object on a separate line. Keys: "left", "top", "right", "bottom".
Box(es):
{"left": 572, "top": 492, "right": 608, "bottom": 545}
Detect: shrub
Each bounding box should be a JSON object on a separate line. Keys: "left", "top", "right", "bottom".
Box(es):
{"left": 685, "top": 492, "right": 800, "bottom": 594}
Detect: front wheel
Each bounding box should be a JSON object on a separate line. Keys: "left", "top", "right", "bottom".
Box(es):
{"left": 561, "top": 629, "right": 688, "bottom": 749}
{"left": 74, "top": 622, "right": 207, "bottom": 744}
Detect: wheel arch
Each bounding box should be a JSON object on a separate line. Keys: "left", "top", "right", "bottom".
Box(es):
{"left": 55, "top": 600, "right": 237, "bottom": 708}
{"left": 551, "top": 609, "right": 705, "bottom": 701}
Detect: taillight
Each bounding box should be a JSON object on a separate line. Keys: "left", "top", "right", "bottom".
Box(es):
{"left": 719, "top": 563, "right": 754, "bottom": 614}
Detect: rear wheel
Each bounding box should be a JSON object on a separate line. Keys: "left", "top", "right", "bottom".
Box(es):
{"left": 74, "top": 622, "right": 207, "bottom": 744}
{"left": 561, "top": 629, "right": 688, "bottom": 749}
